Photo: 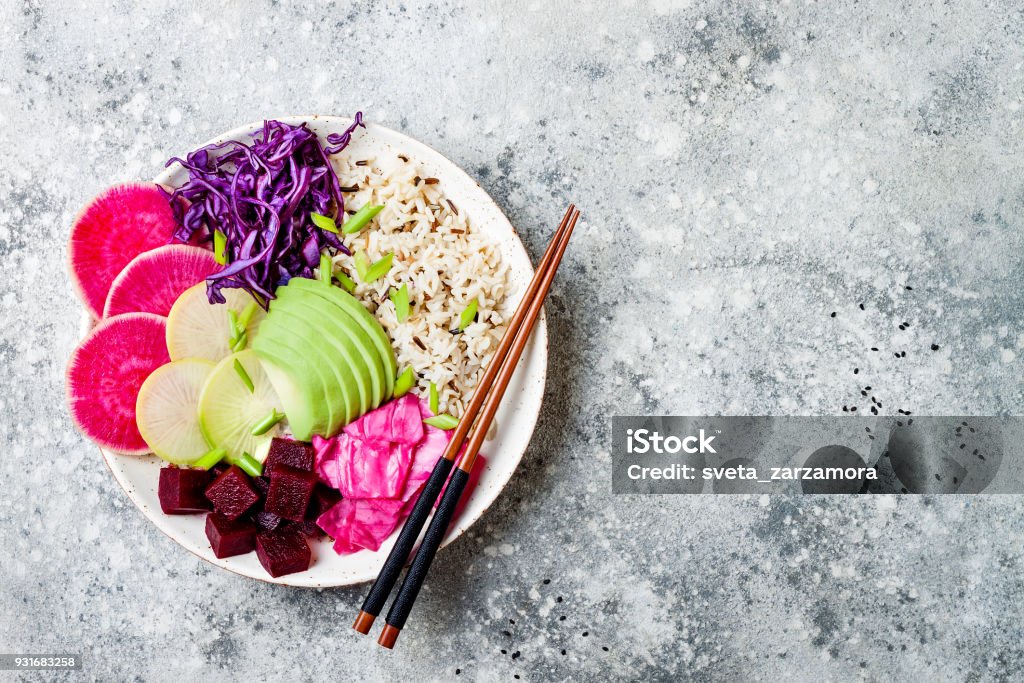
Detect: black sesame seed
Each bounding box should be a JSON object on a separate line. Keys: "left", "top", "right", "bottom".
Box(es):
{"left": 514, "top": 676, "right": 520, "bottom": 680}
{"left": 512, "top": 651, "right": 521, "bottom": 660}
{"left": 556, "top": 596, "right": 563, "bottom": 603}
{"left": 602, "top": 646, "right": 610, "bottom": 652}
{"left": 871, "top": 347, "right": 879, "bottom": 351}
{"left": 561, "top": 650, "right": 567, "bottom": 656}
{"left": 510, "top": 619, "right": 516, "bottom": 624}
{"left": 859, "top": 303, "right": 865, "bottom": 310}
{"left": 543, "top": 579, "right": 551, "bottom": 585}
{"left": 501, "top": 649, "right": 507, "bottom": 655}
{"left": 559, "top": 616, "right": 566, "bottom": 621}
{"left": 854, "top": 368, "right": 859, "bottom": 374}
{"left": 830, "top": 312, "right": 837, "bottom": 318}
{"left": 931, "top": 344, "right": 940, "bottom": 351}
{"left": 865, "top": 386, "right": 872, "bottom": 391}
{"left": 502, "top": 630, "right": 512, "bottom": 637}
{"left": 906, "top": 285, "right": 913, "bottom": 290}
{"left": 851, "top": 406, "right": 857, "bottom": 412}
{"left": 456, "top": 669, "right": 461, "bottom": 676}
{"left": 861, "top": 390, "right": 868, "bottom": 397}
{"left": 582, "top": 631, "right": 589, "bottom": 637}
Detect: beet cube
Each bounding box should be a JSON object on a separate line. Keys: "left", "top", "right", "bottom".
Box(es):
{"left": 205, "top": 513, "right": 257, "bottom": 558}
{"left": 308, "top": 484, "right": 343, "bottom": 521}
{"left": 254, "top": 510, "right": 283, "bottom": 531}
{"left": 253, "top": 475, "right": 271, "bottom": 496}
{"left": 256, "top": 527, "right": 311, "bottom": 577}
{"left": 295, "top": 519, "right": 324, "bottom": 538}
{"left": 205, "top": 465, "right": 260, "bottom": 520}
{"left": 159, "top": 467, "right": 212, "bottom": 514}
{"left": 264, "top": 438, "right": 315, "bottom": 475}
{"left": 265, "top": 465, "right": 318, "bottom": 521}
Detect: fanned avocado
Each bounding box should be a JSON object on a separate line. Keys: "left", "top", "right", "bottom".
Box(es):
{"left": 285, "top": 278, "right": 397, "bottom": 397}
{"left": 275, "top": 285, "right": 382, "bottom": 412}
{"left": 261, "top": 304, "right": 357, "bottom": 432}
{"left": 251, "top": 317, "right": 333, "bottom": 440}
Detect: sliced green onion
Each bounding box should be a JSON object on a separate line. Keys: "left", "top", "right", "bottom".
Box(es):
{"left": 227, "top": 309, "right": 240, "bottom": 336}
{"left": 230, "top": 330, "right": 248, "bottom": 352}
{"left": 459, "top": 299, "right": 479, "bottom": 331}
{"left": 353, "top": 251, "right": 370, "bottom": 281}
{"left": 423, "top": 414, "right": 459, "bottom": 430}
{"left": 393, "top": 367, "right": 415, "bottom": 398}
{"left": 429, "top": 382, "right": 439, "bottom": 415}
{"left": 319, "top": 253, "right": 333, "bottom": 286}
{"left": 310, "top": 212, "right": 339, "bottom": 234}
{"left": 362, "top": 253, "right": 394, "bottom": 283}
{"left": 341, "top": 204, "right": 384, "bottom": 234}
{"left": 236, "top": 452, "right": 264, "bottom": 477}
{"left": 250, "top": 409, "right": 284, "bottom": 436}
{"left": 193, "top": 447, "right": 226, "bottom": 470}
{"left": 213, "top": 229, "right": 228, "bottom": 265}
{"left": 233, "top": 358, "right": 255, "bottom": 393}
{"left": 336, "top": 271, "right": 356, "bottom": 293}
{"left": 389, "top": 283, "right": 410, "bottom": 322}
{"left": 237, "top": 301, "right": 258, "bottom": 329}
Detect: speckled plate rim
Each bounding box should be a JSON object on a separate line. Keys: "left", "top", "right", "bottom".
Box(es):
{"left": 92, "top": 115, "right": 547, "bottom": 587}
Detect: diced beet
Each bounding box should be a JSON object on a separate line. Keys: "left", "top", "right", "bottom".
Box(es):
{"left": 265, "top": 465, "right": 318, "bottom": 521}
{"left": 159, "top": 467, "right": 212, "bottom": 514}
{"left": 307, "top": 484, "right": 343, "bottom": 521}
{"left": 204, "top": 465, "right": 260, "bottom": 521}
{"left": 256, "top": 527, "right": 311, "bottom": 577}
{"left": 253, "top": 475, "right": 271, "bottom": 496}
{"left": 205, "top": 513, "right": 257, "bottom": 558}
{"left": 264, "top": 438, "right": 315, "bottom": 475}
{"left": 295, "top": 519, "right": 324, "bottom": 538}
{"left": 254, "top": 510, "right": 283, "bottom": 531}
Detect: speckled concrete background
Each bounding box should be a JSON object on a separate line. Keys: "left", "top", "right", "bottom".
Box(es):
{"left": 2, "top": 0, "right": 1023, "bottom": 680}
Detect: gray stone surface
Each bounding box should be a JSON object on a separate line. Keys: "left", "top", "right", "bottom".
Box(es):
{"left": 2, "top": 0, "right": 1023, "bottom": 680}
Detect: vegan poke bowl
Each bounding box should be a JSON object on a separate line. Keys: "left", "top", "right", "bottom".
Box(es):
{"left": 65, "top": 114, "right": 547, "bottom": 586}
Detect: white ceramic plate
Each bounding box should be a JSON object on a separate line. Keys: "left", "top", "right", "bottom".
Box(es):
{"left": 96, "top": 116, "right": 547, "bottom": 586}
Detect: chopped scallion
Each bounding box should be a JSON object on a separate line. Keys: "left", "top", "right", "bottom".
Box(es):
{"left": 193, "top": 447, "right": 226, "bottom": 470}
{"left": 250, "top": 409, "right": 284, "bottom": 436}
{"left": 336, "top": 271, "right": 356, "bottom": 293}
{"left": 319, "top": 253, "right": 333, "bottom": 286}
{"left": 393, "top": 367, "right": 415, "bottom": 398}
{"left": 233, "top": 358, "right": 255, "bottom": 393}
{"left": 423, "top": 414, "right": 459, "bottom": 430}
{"left": 236, "top": 452, "right": 264, "bottom": 477}
{"left": 353, "top": 250, "right": 370, "bottom": 281}
{"left": 429, "top": 382, "right": 439, "bottom": 415}
{"left": 310, "top": 212, "right": 339, "bottom": 234}
{"left": 459, "top": 299, "right": 479, "bottom": 331}
{"left": 362, "top": 253, "right": 394, "bottom": 283}
{"left": 237, "top": 301, "right": 258, "bottom": 329}
{"left": 340, "top": 204, "right": 384, "bottom": 234}
{"left": 213, "top": 229, "right": 228, "bottom": 265}
{"left": 230, "top": 331, "right": 248, "bottom": 352}
{"left": 389, "top": 283, "right": 410, "bottom": 322}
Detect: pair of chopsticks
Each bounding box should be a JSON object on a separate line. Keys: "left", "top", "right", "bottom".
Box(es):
{"left": 353, "top": 204, "right": 581, "bottom": 649}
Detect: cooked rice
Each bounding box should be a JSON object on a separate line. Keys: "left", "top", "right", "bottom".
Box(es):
{"left": 327, "top": 153, "right": 509, "bottom": 417}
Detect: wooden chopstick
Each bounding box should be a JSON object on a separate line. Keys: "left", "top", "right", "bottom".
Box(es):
{"left": 353, "top": 205, "right": 580, "bottom": 635}
{"left": 377, "top": 206, "right": 580, "bottom": 649}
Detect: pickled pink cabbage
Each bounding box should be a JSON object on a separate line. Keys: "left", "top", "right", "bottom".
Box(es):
{"left": 312, "top": 395, "right": 484, "bottom": 555}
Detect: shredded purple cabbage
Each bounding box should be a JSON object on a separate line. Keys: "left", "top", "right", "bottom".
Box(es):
{"left": 163, "top": 114, "right": 365, "bottom": 305}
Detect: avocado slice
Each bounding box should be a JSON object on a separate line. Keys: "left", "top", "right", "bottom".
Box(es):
{"left": 250, "top": 337, "right": 320, "bottom": 441}
{"left": 252, "top": 315, "right": 335, "bottom": 440}
{"left": 262, "top": 303, "right": 358, "bottom": 431}
{"left": 276, "top": 285, "right": 381, "bottom": 412}
{"left": 285, "top": 278, "right": 397, "bottom": 397}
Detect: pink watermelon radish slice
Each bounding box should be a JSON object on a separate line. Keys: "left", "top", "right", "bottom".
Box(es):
{"left": 66, "top": 313, "right": 170, "bottom": 454}
{"left": 103, "top": 245, "right": 219, "bottom": 318}
{"left": 68, "top": 183, "right": 180, "bottom": 319}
